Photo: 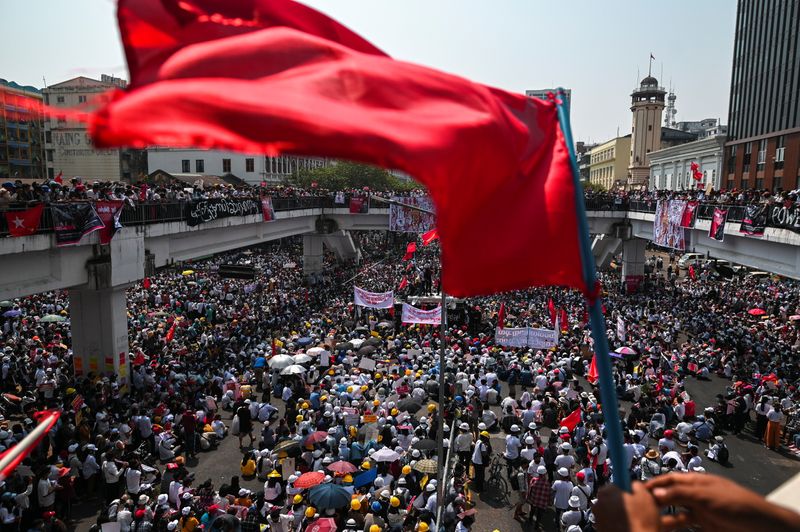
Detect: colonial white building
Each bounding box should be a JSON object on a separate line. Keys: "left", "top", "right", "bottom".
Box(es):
{"left": 649, "top": 135, "right": 727, "bottom": 191}
{"left": 147, "top": 148, "right": 329, "bottom": 184}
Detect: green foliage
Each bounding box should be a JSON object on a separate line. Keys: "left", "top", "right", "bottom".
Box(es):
{"left": 293, "top": 161, "right": 420, "bottom": 192}
{"left": 582, "top": 181, "right": 607, "bottom": 193}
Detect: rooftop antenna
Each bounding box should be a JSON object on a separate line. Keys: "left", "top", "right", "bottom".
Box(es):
{"left": 42, "top": 76, "right": 47, "bottom": 88}
{"left": 649, "top": 52, "right": 654, "bottom": 77}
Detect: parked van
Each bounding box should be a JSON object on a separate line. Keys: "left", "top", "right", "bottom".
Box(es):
{"left": 678, "top": 253, "right": 704, "bottom": 270}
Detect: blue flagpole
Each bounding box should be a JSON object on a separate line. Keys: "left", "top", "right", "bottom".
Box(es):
{"left": 554, "top": 88, "right": 631, "bottom": 492}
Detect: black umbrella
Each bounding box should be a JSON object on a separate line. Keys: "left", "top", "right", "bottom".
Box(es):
{"left": 354, "top": 325, "right": 370, "bottom": 334}
{"left": 376, "top": 321, "right": 394, "bottom": 330}
{"left": 357, "top": 345, "right": 377, "bottom": 356}
{"left": 335, "top": 342, "right": 354, "bottom": 351}
{"left": 397, "top": 398, "right": 423, "bottom": 413}
{"left": 363, "top": 338, "right": 381, "bottom": 347}
{"left": 412, "top": 439, "right": 437, "bottom": 451}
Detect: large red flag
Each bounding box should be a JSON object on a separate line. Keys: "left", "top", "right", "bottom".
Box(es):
{"left": 54, "top": 170, "right": 63, "bottom": 184}
{"left": 86, "top": 0, "right": 585, "bottom": 298}
{"left": 5, "top": 204, "right": 44, "bottom": 237}
{"left": 497, "top": 302, "right": 506, "bottom": 330}
{"left": 421, "top": 228, "right": 439, "bottom": 246}
{"left": 402, "top": 242, "right": 417, "bottom": 261}
{"left": 547, "top": 298, "right": 557, "bottom": 326}
{"left": 587, "top": 355, "right": 599, "bottom": 384}
{"left": 0, "top": 410, "right": 60, "bottom": 481}
{"left": 559, "top": 407, "right": 581, "bottom": 432}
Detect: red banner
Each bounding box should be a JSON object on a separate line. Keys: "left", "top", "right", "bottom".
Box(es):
{"left": 680, "top": 201, "right": 699, "bottom": 228}
{"left": 709, "top": 208, "right": 728, "bottom": 242}
{"left": 94, "top": 200, "right": 124, "bottom": 245}
{"left": 261, "top": 196, "right": 275, "bottom": 222}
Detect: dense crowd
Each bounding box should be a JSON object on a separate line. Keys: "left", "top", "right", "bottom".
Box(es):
{"left": 0, "top": 221, "right": 799, "bottom": 531}
{"left": 584, "top": 186, "right": 800, "bottom": 209}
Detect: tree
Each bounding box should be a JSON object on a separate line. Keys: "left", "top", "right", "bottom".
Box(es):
{"left": 294, "top": 161, "right": 419, "bottom": 191}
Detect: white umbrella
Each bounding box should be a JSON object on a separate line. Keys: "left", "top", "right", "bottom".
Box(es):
{"left": 350, "top": 339, "right": 365, "bottom": 348}
{"left": 292, "top": 353, "right": 313, "bottom": 364}
{"left": 371, "top": 448, "right": 401, "bottom": 462}
{"left": 268, "top": 354, "right": 294, "bottom": 369}
{"left": 280, "top": 364, "right": 307, "bottom": 375}
{"left": 307, "top": 347, "right": 329, "bottom": 357}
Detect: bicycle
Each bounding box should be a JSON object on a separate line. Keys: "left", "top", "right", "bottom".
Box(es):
{"left": 483, "top": 454, "right": 512, "bottom": 506}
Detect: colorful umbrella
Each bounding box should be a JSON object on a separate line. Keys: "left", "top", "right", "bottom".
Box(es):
{"left": 0, "top": 301, "right": 13, "bottom": 308}
{"left": 304, "top": 431, "right": 328, "bottom": 445}
{"left": 2, "top": 310, "right": 21, "bottom": 318}
{"left": 326, "top": 461, "right": 358, "bottom": 474}
{"left": 308, "top": 483, "right": 351, "bottom": 509}
{"left": 614, "top": 346, "right": 637, "bottom": 355}
{"left": 305, "top": 517, "right": 337, "bottom": 532}
{"left": 412, "top": 458, "right": 438, "bottom": 474}
{"left": 294, "top": 471, "right": 325, "bottom": 489}
{"left": 181, "top": 270, "right": 195, "bottom": 275}
{"left": 748, "top": 308, "right": 766, "bottom": 316}
{"left": 307, "top": 347, "right": 329, "bottom": 357}
{"left": 272, "top": 439, "right": 300, "bottom": 454}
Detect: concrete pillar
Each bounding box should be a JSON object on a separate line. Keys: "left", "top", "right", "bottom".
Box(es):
{"left": 69, "top": 286, "right": 130, "bottom": 388}
{"left": 303, "top": 234, "right": 324, "bottom": 278}
{"left": 621, "top": 238, "right": 647, "bottom": 293}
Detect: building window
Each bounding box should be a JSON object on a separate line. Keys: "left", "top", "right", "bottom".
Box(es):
{"left": 46, "top": 150, "right": 53, "bottom": 162}
{"left": 775, "top": 136, "right": 785, "bottom": 170}
{"left": 755, "top": 178, "right": 764, "bottom": 189}
{"left": 774, "top": 175, "right": 782, "bottom": 191}
{"left": 245, "top": 158, "right": 254, "bottom": 172}
{"left": 56, "top": 96, "right": 64, "bottom": 103}
{"left": 181, "top": 159, "right": 190, "bottom": 172}
{"left": 727, "top": 145, "right": 737, "bottom": 174}
{"left": 78, "top": 95, "right": 87, "bottom": 103}
{"left": 727, "top": 179, "right": 734, "bottom": 191}
{"left": 648, "top": 125, "right": 652, "bottom": 131}
{"left": 222, "top": 158, "right": 231, "bottom": 173}
{"left": 45, "top": 131, "right": 52, "bottom": 143}
{"left": 756, "top": 139, "right": 766, "bottom": 170}
{"left": 196, "top": 159, "right": 205, "bottom": 173}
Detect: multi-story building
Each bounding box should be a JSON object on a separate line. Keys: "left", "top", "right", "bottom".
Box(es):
{"left": 43, "top": 75, "right": 145, "bottom": 182}
{"left": 723, "top": 0, "right": 800, "bottom": 191}
{"left": 588, "top": 135, "right": 631, "bottom": 190}
{"left": 675, "top": 119, "right": 728, "bottom": 139}
{"left": 576, "top": 141, "right": 598, "bottom": 183}
{"left": 526, "top": 88, "right": 571, "bottom": 114}
{"left": 649, "top": 134, "right": 727, "bottom": 191}
{"left": 0, "top": 79, "right": 46, "bottom": 180}
{"left": 628, "top": 76, "right": 666, "bottom": 187}
{"left": 147, "top": 148, "right": 329, "bottom": 185}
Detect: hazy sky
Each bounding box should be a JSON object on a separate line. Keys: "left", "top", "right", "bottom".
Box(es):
{"left": 2, "top": 0, "right": 737, "bottom": 143}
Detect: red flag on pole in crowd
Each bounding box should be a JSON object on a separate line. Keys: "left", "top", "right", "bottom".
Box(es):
{"left": 85, "top": 0, "right": 585, "bottom": 298}
{"left": 421, "top": 228, "right": 439, "bottom": 246}
{"left": 398, "top": 277, "right": 409, "bottom": 290}
{"left": 688, "top": 265, "right": 696, "bottom": 281}
{"left": 143, "top": 277, "right": 151, "bottom": 289}
{"left": 587, "top": 355, "right": 599, "bottom": 384}
{"left": 4, "top": 204, "right": 44, "bottom": 237}
{"left": 559, "top": 407, "right": 582, "bottom": 432}
{"left": 402, "top": 242, "right": 417, "bottom": 261}
{"left": 497, "top": 302, "right": 506, "bottom": 329}
{"left": 560, "top": 308, "right": 569, "bottom": 332}
{"left": 54, "top": 170, "right": 63, "bottom": 184}
{"left": 0, "top": 410, "right": 60, "bottom": 482}
{"left": 547, "top": 298, "right": 557, "bottom": 325}
{"left": 165, "top": 322, "right": 176, "bottom": 343}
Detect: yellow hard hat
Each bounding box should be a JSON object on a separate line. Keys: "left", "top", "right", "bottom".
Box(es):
{"left": 480, "top": 431, "right": 490, "bottom": 438}
{"left": 349, "top": 426, "right": 358, "bottom": 437}
{"left": 302, "top": 402, "right": 309, "bottom": 409}
{"left": 405, "top": 369, "right": 412, "bottom": 376}
{"left": 427, "top": 404, "right": 436, "bottom": 412}
{"left": 402, "top": 465, "right": 411, "bottom": 475}
{"left": 296, "top": 415, "right": 304, "bottom": 422}
{"left": 390, "top": 496, "right": 400, "bottom": 508}
{"left": 343, "top": 474, "right": 353, "bottom": 483}
{"left": 370, "top": 526, "right": 382, "bottom": 532}
{"left": 293, "top": 494, "right": 303, "bottom": 504}
{"left": 305, "top": 507, "right": 316, "bottom": 518}
{"left": 328, "top": 370, "right": 335, "bottom": 376}
{"left": 321, "top": 395, "right": 328, "bottom": 402}
{"left": 373, "top": 399, "right": 380, "bottom": 407}
{"left": 360, "top": 385, "right": 368, "bottom": 392}
{"left": 391, "top": 408, "right": 399, "bottom": 416}
{"left": 347, "top": 386, "right": 354, "bottom": 393}
{"left": 350, "top": 499, "right": 361, "bottom": 511}
{"left": 361, "top": 461, "right": 371, "bottom": 470}
{"left": 418, "top": 523, "right": 429, "bottom": 532}
{"left": 375, "top": 373, "right": 382, "bottom": 380}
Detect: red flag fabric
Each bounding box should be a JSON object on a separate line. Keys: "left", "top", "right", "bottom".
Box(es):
{"left": 559, "top": 407, "right": 581, "bottom": 432}
{"left": 560, "top": 308, "right": 568, "bottom": 332}
{"left": 403, "top": 242, "right": 417, "bottom": 262}
{"left": 398, "top": 277, "right": 409, "bottom": 290}
{"left": 165, "top": 323, "right": 176, "bottom": 343}
{"left": 497, "top": 302, "right": 506, "bottom": 330}
{"left": 0, "top": 410, "right": 60, "bottom": 481}
{"left": 547, "top": 298, "right": 557, "bottom": 326}
{"left": 143, "top": 277, "right": 151, "bottom": 289}
{"left": 688, "top": 265, "right": 696, "bottom": 281}
{"left": 87, "top": 0, "right": 585, "bottom": 298}
{"left": 4, "top": 204, "right": 44, "bottom": 237}
{"left": 587, "top": 355, "right": 599, "bottom": 384}
{"left": 421, "top": 228, "right": 439, "bottom": 246}
{"left": 271, "top": 338, "right": 277, "bottom": 357}
{"left": 54, "top": 171, "right": 63, "bottom": 184}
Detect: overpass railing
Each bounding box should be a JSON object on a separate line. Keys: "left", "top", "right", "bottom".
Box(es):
{"left": 0, "top": 195, "right": 365, "bottom": 237}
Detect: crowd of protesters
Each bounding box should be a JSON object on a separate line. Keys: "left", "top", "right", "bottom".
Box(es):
{"left": 0, "top": 184, "right": 798, "bottom": 530}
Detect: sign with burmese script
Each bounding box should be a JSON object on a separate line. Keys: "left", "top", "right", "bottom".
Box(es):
{"left": 184, "top": 198, "right": 261, "bottom": 226}
{"left": 401, "top": 303, "right": 442, "bottom": 325}
{"left": 353, "top": 286, "right": 394, "bottom": 309}
{"left": 495, "top": 327, "right": 558, "bottom": 349}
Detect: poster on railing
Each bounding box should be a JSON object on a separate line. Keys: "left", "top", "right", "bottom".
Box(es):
{"left": 389, "top": 195, "right": 436, "bottom": 232}
{"left": 680, "top": 200, "right": 699, "bottom": 228}
{"left": 353, "top": 286, "right": 394, "bottom": 309}
{"left": 653, "top": 200, "right": 686, "bottom": 250}
{"left": 95, "top": 200, "right": 125, "bottom": 244}
{"left": 184, "top": 198, "right": 261, "bottom": 226}
{"left": 349, "top": 196, "right": 369, "bottom": 214}
{"left": 494, "top": 326, "right": 558, "bottom": 349}
{"left": 709, "top": 208, "right": 728, "bottom": 242}
{"left": 401, "top": 303, "right": 441, "bottom": 325}
{"left": 51, "top": 203, "right": 105, "bottom": 247}
{"left": 767, "top": 204, "right": 800, "bottom": 233}
{"left": 260, "top": 197, "right": 275, "bottom": 222}
{"left": 739, "top": 204, "right": 766, "bottom": 236}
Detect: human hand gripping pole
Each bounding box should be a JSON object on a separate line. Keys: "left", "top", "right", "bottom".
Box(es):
{"left": 554, "top": 88, "right": 631, "bottom": 492}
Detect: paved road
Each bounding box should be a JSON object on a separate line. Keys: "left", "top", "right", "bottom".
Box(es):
{"left": 73, "top": 373, "right": 798, "bottom": 532}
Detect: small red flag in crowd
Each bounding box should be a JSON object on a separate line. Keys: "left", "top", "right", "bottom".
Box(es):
{"left": 165, "top": 323, "right": 176, "bottom": 343}
{"left": 398, "top": 277, "right": 409, "bottom": 290}
{"left": 86, "top": 0, "right": 585, "bottom": 298}
{"left": 143, "top": 277, "right": 151, "bottom": 289}
{"left": 4, "top": 204, "right": 44, "bottom": 237}
{"left": 547, "top": 298, "right": 557, "bottom": 325}
{"left": 54, "top": 170, "right": 63, "bottom": 184}
{"left": 560, "top": 308, "right": 569, "bottom": 332}
{"left": 559, "top": 407, "right": 582, "bottom": 432}
{"left": 497, "top": 302, "right": 506, "bottom": 329}
{"left": 587, "top": 355, "right": 599, "bottom": 383}
{"left": 688, "top": 265, "right": 696, "bottom": 281}
{"left": 421, "top": 228, "right": 439, "bottom": 246}
{"left": 402, "top": 242, "right": 417, "bottom": 261}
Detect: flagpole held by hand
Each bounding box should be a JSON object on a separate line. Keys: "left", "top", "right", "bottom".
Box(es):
{"left": 553, "top": 88, "right": 631, "bottom": 492}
